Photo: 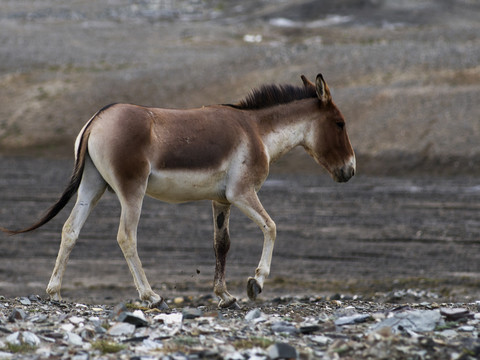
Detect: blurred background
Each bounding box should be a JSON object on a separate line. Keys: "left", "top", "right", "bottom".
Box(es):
{"left": 0, "top": 0, "right": 479, "bottom": 304}
{"left": 0, "top": 0, "right": 479, "bottom": 175}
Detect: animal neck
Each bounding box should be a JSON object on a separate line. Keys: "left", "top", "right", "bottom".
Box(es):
{"left": 255, "top": 99, "right": 317, "bottom": 164}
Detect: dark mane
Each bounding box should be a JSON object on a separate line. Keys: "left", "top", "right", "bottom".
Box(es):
{"left": 226, "top": 84, "right": 317, "bottom": 110}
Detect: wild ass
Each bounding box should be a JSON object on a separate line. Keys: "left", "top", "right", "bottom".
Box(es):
{"left": 1, "top": 74, "right": 355, "bottom": 309}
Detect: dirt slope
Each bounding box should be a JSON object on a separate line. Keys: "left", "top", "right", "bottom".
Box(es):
{"left": 0, "top": 0, "right": 479, "bottom": 175}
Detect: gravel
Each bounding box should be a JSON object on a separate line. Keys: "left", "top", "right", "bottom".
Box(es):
{"left": 1, "top": 293, "right": 480, "bottom": 359}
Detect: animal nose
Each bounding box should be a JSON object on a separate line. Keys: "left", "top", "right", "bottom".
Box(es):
{"left": 334, "top": 158, "right": 355, "bottom": 182}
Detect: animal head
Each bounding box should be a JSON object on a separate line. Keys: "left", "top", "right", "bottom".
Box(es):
{"left": 301, "top": 74, "right": 356, "bottom": 182}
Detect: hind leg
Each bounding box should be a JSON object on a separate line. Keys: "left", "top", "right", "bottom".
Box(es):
{"left": 46, "top": 157, "right": 107, "bottom": 300}
{"left": 116, "top": 186, "right": 167, "bottom": 309}
{"left": 212, "top": 201, "right": 238, "bottom": 308}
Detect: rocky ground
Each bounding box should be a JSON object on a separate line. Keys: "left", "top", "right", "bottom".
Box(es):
{"left": 1, "top": 293, "right": 480, "bottom": 359}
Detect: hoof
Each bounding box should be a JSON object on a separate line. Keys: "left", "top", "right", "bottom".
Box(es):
{"left": 218, "top": 298, "right": 240, "bottom": 309}
{"left": 247, "top": 278, "right": 262, "bottom": 300}
{"left": 150, "top": 299, "right": 169, "bottom": 310}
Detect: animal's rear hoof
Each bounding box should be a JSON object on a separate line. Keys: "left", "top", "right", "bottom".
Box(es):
{"left": 247, "top": 278, "right": 262, "bottom": 300}
{"left": 150, "top": 299, "right": 169, "bottom": 310}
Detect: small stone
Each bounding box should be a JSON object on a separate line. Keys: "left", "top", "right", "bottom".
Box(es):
{"left": 8, "top": 308, "right": 26, "bottom": 322}
{"left": 182, "top": 307, "right": 203, "bottom": 320}
{"left": 440, "top": 329, "right": 458, "bottom": 338}
{"left": 440, "top": 308, "right": 472, "bottom": 321}
{"left": 79, "top": 326, "right": 96, "bottom": 340}
{"left": 245, "top": 308, "right": 262, "bottom": 321}
{"left": 267, "top": 342, "right": 298, "bottom": 359}
{"left": 6, "top": 332, "right": 20, "bottom": 345}
{"left": 69, "top": 316, "right": 85, "bottom": 325}
{"left": 370, "top": 310, "right": 442, "bottom": 334}
{"left": 19, "top": 297, "right": 31, "bottom": 306}
{"left": 22, "top": 331, "right": 41, "bottom": 346}
{"left": 117, "top": 311, "right": 148, "bottom": 327}
{"left": 154, "top": 312, "right": 183, "bottom": 325}
{"left": 458, "top": 325, "right": 475, "bottom": 332}
{"left": 309, "top": 335, "right": 333, "bottom": 346}
{"left": 335, "top": 313, "right": 371, "bottom": 326}
{"left": 174, "top": 297, "right": 185, "bottom": 304}
{"left": 107, "top": 322, "right": 136, "bottom": 336}
{"left": 271, "top": 321, "right": 298, "bottom": 334}
{"left": 299, "top": 324, "right": 321, "bottom": 334}
{"left": 71, "top": 352, "right": 89, "bottom": 360}
{"left": 224, "top": 351, "right": 244, "bottom": 360}
{"left": 28, "top": 294, "right": 41, "bottom": 302}
{"left": 65, "top": 332, "right": 84, "bottom": 346}
{"left": 110, "top": 303, "right": 128, "bottom": 319}
{"left": 61, "top": 323, "right": 75, "bottom": 332}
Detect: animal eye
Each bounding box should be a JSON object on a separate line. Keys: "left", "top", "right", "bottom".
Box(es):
{"left": 336, "top": 121, "right": 345, "bottom": 129}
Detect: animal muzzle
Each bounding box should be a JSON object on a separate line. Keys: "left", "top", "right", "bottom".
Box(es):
{"left": 332, "top": 156, "right": 356, "bottom": 183}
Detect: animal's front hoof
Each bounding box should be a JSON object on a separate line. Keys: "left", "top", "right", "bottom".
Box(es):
{"left": 247, "top": 277, "right": 262, "bottom": 300}
{"left": 218, "top": 298, "right": 240, "bottom": 309}
{"left": 150, "top": 298, "right": 169, "bottom": 310}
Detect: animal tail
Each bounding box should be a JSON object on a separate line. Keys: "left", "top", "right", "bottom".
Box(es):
{"left": 0, "top": 105, "right": 112, "bottom": 235}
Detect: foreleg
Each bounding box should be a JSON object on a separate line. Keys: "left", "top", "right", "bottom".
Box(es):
{"left": 229, "top": 191, "right": 276, "bottom": 300}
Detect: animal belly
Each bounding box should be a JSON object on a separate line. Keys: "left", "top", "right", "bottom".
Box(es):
{"left": 146, "top": 169, "right": 227, "bottom": 203}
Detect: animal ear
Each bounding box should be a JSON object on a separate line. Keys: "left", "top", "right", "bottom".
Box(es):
{"left": 315, "top": 73, "right": 332, "bottom": 103}
{"left": 301, "top": 75, "right": 315, "bottom": 88}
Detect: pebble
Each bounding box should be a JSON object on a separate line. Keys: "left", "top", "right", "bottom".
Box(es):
{"left": 335, "top": 313, "right": 371, "bottom": 326}
{"left": 22, "top": 331, "right": 41, "bottom": 346}
{"left": 107, "top": 322, "right": 136, "bottom": 336}
{"left": 267, "top": 342, "right": 298, "bottom": 359}
{"left": 370, "top": 309, "right": 443, "bottom": 333}
{"left": 65, "top": 332, "right": 84, "bottom": 346}
{"left": 440, "top": 307, "right": 473, "bottom": 321}
{"left": 19, "top": 297, "right": 31, "bottom": 306}
{"left": 271, "top": 321, "right": 298, "bottom": 334}
{"left": 245, "top": 308, "right": 262, "bottom": 321}
{"left": 182, "top": 307, "right": 203, "bottom": 319}
{"left": 8, "top": 308, "right": 26, "bottom": 322}
{"left": 117, "top": 310, "right": 149, "bottom": 327}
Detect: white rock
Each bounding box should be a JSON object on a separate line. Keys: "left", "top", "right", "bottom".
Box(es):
{"left": 154, "top": 312, "right": 183, "bottom": 325}
{"left": 65, "top": 332, "right": 84, "bottom": 346}
{"left": 69, "top": 316, "right": 85, "bottom": 325}
{"left": 6, "top": 332, "right": 20, "bottom": 345}
{"left": 61, "top": 323, "right": 75, "bottom": 332}
{"left": 22, "top": 331, "right": 41, "bottom": 346}
{"left": 107, "top": 322, "right": 136, "bottom": 336}
{"left": 309, "top": 335, "right": 333, "bottom": 345}
{"left": 132, "top": 309, "right": 147, "bottom": 321}
{"left": 458, "top": 325, "right": 475, "bottom": 332}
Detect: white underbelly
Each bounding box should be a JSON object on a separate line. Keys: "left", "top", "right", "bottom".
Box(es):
{"left": 146, "top": 168, "right": 228, "bottom": 203}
